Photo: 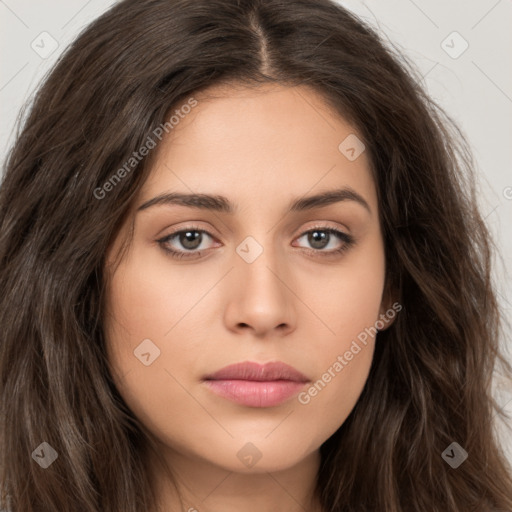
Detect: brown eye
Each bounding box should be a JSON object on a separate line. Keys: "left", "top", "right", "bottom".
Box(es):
{"left": 157, "top": 227, "right": 217, "bottom": 259}
{"left": 295, "top": 227, "right": 354, "bottom": 254}
{"left": 177, "top": 230, "right": 203, "bottom": 250}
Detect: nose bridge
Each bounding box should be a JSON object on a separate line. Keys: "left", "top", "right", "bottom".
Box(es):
{"left": 235, "top": 232, "right": 286, "bottom": 294}
{"left": 225, "top": 231, "right": 295, "bottom": 334}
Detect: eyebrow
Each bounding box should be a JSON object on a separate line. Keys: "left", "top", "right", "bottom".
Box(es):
{"left": 137, "top": 187, "right": 371, "bottom": 215}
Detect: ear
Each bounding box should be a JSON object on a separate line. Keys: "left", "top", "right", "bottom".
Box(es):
{"left": 377, "top": 281, "right": 401, "bottom": 332}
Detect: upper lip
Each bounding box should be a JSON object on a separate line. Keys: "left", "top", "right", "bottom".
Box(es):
{"left": 204, "top": 361, "right": 309, "bottom": 382}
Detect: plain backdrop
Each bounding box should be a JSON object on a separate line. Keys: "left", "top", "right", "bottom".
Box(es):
{"left": 1, "top": 0, "right": 511, "bottom": 465}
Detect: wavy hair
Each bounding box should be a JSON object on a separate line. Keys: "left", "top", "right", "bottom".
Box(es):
{"left": 1, "top": 0, "right": 511, "bottom": 510}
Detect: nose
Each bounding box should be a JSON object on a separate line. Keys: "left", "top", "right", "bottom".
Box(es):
{"left": 223, "top": 241, "right": 297, "bottom": 338}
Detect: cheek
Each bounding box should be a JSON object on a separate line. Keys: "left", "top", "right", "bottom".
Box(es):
{"left": 301, "top": 228, "right": 386, "bottom": 343}
{"left": 104, "top": 247, "right": 202, "bottom": 363}
{"left": 107, "top": 258, "right": 171, "bottom": 332}
{"left": 103, "top": 251, "right": 170, "bottom": 399}
{"left": 103, "top": 249, "right": 212, "bottom": 435}
{"left": 295, "top": 310, "right": 378, "bottom": 442}
{"left": 299, "top": 338, "right": 375, "bottom": 414}
{"left": 295, "top": 235, "right": 385, "bottom": 424}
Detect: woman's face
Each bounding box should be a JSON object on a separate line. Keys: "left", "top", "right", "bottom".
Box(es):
{"left": 104, "top": 83, "right": 394, "bottom": 474}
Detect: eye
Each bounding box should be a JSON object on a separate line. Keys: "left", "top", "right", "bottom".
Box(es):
{"left": 157, "top": 225, "right": 355, "bottom": 260}
{"left": 293, "top": 227, "right": 355, "bottom": 257}
{"left": 156, "top": 226, "right": 217, "bottom": 259}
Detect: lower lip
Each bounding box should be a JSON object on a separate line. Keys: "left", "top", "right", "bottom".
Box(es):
{"left": 204, "top": 379, "right": 307, "bottom": 407}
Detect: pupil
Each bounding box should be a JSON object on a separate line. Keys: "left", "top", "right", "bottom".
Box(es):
{"left": 181, "top": 231, "right": 201, "bottom": 250}
{"left": 309, "top": 230, "right": 328, "bottom": 249}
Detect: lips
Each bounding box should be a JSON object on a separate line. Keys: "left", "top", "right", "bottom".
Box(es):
{"left": 204, "top": 361, "right": 309, "bottom": 382}
{"left": 203, "top": 361, "right": 309, "bottom": 408}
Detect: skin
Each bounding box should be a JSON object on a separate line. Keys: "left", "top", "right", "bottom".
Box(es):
{"left": 104, "top": 83, "right": 396, "bottom": 512}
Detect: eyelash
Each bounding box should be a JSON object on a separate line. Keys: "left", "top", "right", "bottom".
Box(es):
{"left": 156, "top": 225, "right": 355, "bottom": 260}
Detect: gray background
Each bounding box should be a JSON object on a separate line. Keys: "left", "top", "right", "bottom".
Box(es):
{"left": 1, "top": 0, "right": 511, "bottom": 464}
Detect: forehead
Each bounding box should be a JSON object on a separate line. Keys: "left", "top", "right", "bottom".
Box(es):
{"left": 139, "top": 83, "right": 377, "bottom": 215}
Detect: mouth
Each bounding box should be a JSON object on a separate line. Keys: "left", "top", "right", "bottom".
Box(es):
{"left": 202, "top": 361, "right": 310, "bottom": 408}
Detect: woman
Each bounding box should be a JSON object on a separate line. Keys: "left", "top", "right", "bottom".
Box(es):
{"left": 1, "top": 0, "right": 511, "bottom": 510}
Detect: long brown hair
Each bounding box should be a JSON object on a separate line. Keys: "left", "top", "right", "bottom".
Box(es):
{"left": 1, "top": 0, "right": 511, "bottom": 510}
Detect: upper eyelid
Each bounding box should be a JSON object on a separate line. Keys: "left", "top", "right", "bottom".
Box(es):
{"left": 160, "top": 226, "right": 215, "bottom": 241}
{"left": 161, "top": 223, "right": 348, "bottom": 237}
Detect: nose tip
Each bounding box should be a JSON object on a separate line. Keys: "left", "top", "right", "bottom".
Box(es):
{"left": 224, "top": 248, "right": 296, "bottom": 337}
